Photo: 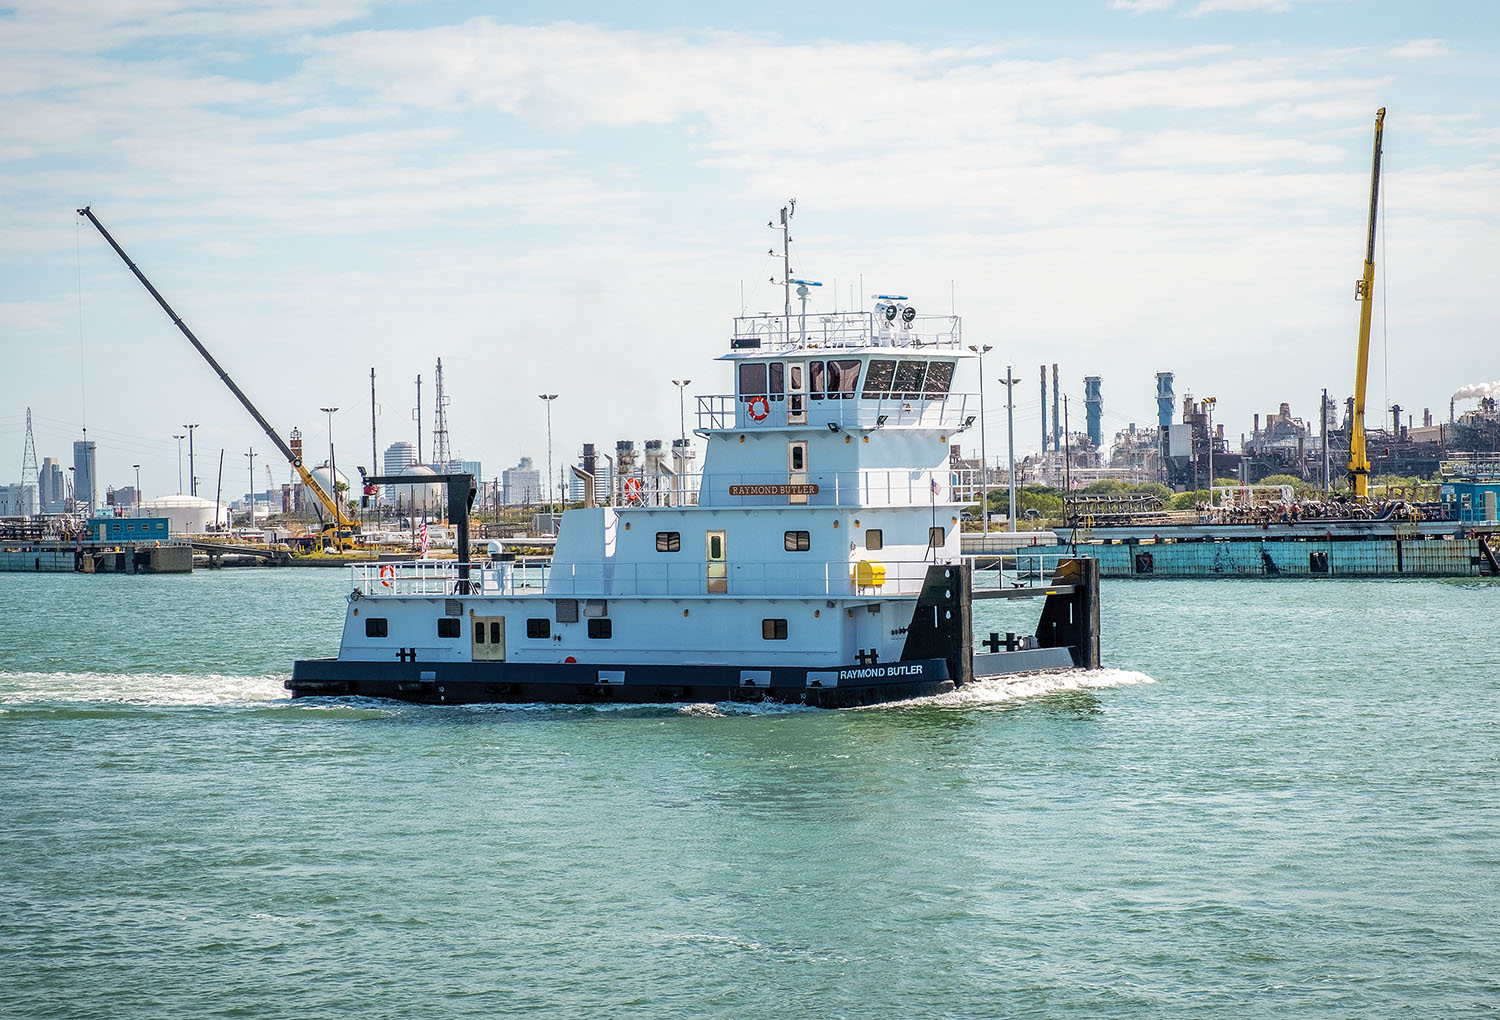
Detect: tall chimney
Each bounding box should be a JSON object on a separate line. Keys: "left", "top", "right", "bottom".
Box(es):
{"left": 1051, "top": 364, "right": 1061, "bottom": 452}
{"left": 1040, "top": 365, "right": 1049, "bottom": 452}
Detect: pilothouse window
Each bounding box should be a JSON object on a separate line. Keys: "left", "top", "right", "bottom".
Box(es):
{"left": 827, "top": 360, "right": 860, "bottom": 398}
{"left": 738, "top": 362, "right": 767, "bottom": 401}
{"left": 893, "top": 360, "right": 927, "bottom": 399}
{"left": 923, "top": 361, "right": 954, "bottom": 396}
{"left": 862, "top": 360, "right": 896, "bottom": 398}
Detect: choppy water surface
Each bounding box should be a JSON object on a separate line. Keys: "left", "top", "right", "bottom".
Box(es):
{"left": 2, "top": 569, "right": 1496, "bottom": 1018}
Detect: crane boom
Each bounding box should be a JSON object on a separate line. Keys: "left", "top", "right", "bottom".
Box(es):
{"left": 77, "top": 207, "right": 358, "bottom": 541}
{"left": 1347, "top": 108, "right": 1385, "bottom": 500}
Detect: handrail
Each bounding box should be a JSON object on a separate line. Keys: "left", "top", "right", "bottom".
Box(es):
{"left": 351, "top": 553, "right": 1071, "bottom": 599}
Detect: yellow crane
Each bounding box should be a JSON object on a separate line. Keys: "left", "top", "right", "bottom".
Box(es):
{"left": 78, "top": 207, "right": 361, "bottom": 548}
{"left": 1347, "top": 108, "right": 1385, "bottom": 500}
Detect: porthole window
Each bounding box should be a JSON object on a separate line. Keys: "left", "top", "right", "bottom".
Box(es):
{"left": 762, "top": 618, "right": 788, "bottom": 640}
{"left": 784, "top": 530, "right": 810, "bottom": 552}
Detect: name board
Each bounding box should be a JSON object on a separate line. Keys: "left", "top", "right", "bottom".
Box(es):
{"left": 839, "top": 663, "right": 925, "bottom": 682}
{"left": 728, "top": 484, "right": 820, "bottom": 496}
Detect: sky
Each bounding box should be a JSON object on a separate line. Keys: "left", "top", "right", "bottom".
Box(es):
{"left": 3, "top": 0, "right": 1499, "bottom": 500}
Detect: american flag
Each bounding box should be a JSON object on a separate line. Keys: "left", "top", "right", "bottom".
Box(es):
{"left": 419, "top": 520, "right": 428, "bottom": 555}
{"left": 930, "top": 475, "right": 941, "bottom": 498}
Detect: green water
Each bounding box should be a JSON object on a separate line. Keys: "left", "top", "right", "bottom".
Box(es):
{"left": 2, "top": 569, "right": 1497, "bottom": 1018}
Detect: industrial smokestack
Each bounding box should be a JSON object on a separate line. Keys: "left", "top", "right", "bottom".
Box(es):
{"left": 1039, "top": 365, "right": 1049, "bottom": 452}
{"left": 1083, "top": 376, "right": 1102, "bottom": 451}
{"left": 1051, "top": 364, "right": 1061, "bottom": 453}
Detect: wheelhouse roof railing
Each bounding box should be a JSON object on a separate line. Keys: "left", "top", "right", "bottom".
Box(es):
{"left": 730, "top": 311, "right": 962, "bottom": 351}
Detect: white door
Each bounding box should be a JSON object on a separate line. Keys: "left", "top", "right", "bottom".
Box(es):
{"left": 706, "top": 530, "right": 727, "bottom": 594}
{"left": 788, "top": 441, "right": 808, "bottom": 505}
{"left": 787, "top": 361, "right": 807, "bottom": 425}
{"left": 472, "top": 616, "right": 506, "bottom": 661}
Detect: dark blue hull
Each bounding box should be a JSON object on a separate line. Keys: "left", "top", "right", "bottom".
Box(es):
{"left": 287, "top": 657, "right": 954, "bottom": 708}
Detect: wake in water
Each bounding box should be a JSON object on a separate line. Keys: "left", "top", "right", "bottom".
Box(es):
{"left": 0, "top": 670, "right": 288, "bottom": 708}
{"left": 913, "top": 667, "right": 1156, "bottom": 709}
{"left": 0, "top": 668, "right": 1154, "bottom": 716}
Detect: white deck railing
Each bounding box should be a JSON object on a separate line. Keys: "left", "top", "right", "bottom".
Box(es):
{"left": 696, "top": 391, "right": 977, "bottom": 432}
{"left": 351, "top": 554, "right": 1070, "bottom": 599}
{"left": 730, "top": 310, "right": 961, "bottom": 350}
{"left": 607, "top": 467, "right": 980, "bottom": 508}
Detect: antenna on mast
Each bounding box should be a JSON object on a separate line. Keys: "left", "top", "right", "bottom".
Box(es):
{"left": 432, "top": 358, "right": 451, "bottom": 474}
{"left": 768, "top": 199, "right": 796, "bottom": 342}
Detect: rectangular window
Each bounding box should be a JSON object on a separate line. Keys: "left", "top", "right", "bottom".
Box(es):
{"left": 862, "top": 359, "right": 896, "bottom": 398}
{"left": 865, "top": 529, "right": 883, "bottom": 551}
{"left": 893, "top": 360, "right": 928, "bottom": 398}
{"left": 527, "top": 618, "right": 550, "bottom": 639}
{"left": 809, "top": 360, "right": 825, "bottom": 400}
{"left": 738, "top": 362, "right": 768, "bottom": 400}
{"left": 762, "top": 618, "right": 788, "bottom": 640}
{"left": 923, "top": 361, "right": 954, "bottom": 396}
{"left": 587, "top": 618, "right": 612, "bottom": 639}
{"left": 437, "top": 617, "right": 461, "bottom": 638}
{"left": 828, "top": 360, "right": 861, "bottom": 398}
{"left": 365, "top": 617, "right": 388, "bottom": 638}
{"left": 656, "top": 531, "right": 681, "bottom": 552}
{"left": 784, "top": 530, "right": 810, "bottom": 552}
{"left": 768, "top": 362, "right": 785, "bottom": 399}
{"left": 929, "top": 526, "right": 946, "bottom": 548}
{"left": 474, "top": 621, "right": 485, "bottom": 643}
{"left": 790, "top": 445, "right": 805, "bottom": 470}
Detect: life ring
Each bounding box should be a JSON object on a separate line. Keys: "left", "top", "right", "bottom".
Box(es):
{"left": 379, "top": 563, "right": 395, "bottom": 588}
{"left": 747, "top": 395, "right": 770, "bottom": 422}
{"left": 624, "top": 477, "right": 643, "bottom": 504}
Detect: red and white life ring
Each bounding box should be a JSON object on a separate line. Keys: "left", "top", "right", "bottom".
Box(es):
{"left": 379, "top": 563, "right": 395, "bottom": 588}
{"left": 747, "top": 395, "right": 770, "bottom": 422}
{"left": 624, "top": 476, "right": 643, "bottom": 504}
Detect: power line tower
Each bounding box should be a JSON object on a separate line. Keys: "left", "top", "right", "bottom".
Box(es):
{"left": 431, "top": 357, "right": 451, "bottom": 473}
{"left": 20, "top": 408, "right": 40, "bottom": 514}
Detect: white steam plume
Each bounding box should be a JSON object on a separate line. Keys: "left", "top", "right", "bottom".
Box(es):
{"left": 1451, "top": 380, "right": 1499, "bottom": 401}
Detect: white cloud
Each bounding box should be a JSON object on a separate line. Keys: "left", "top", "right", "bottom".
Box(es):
{"left": 1189, "top": 0, "right": 1293, "bottom": 15}
{"left": 1389, "top": 38, "right": 1449, "bottom": 59}
{"left": 0, "top": 11, "right": 1495, "bottom": 491}
{"left": 1109, "top": 0, "right": 1176, "bottom": 12}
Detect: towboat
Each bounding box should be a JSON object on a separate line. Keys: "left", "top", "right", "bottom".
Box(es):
{"left": 290, "top": 239, "right": 1099, "bottom": 706}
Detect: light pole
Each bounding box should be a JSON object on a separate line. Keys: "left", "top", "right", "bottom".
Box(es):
{"left": 183, "top": 423, "right": 199, "bottom": 496}
{"left": 320, "top": 406, "right": 339, "bottom": 515}
{"left": 173, "top": 434, "right": 186, "bottom": 493}
{"left": 538, "top": 394, "right": 558, "bottom": 517}
{"left": 132, "top": 464, "right": 141, "bottom": 516}
{"left": 672, "top": 379, "right": 692, "bottom": 447}
{"left": 967, "top": 345, "right": 992, "bottom": 532}
{"left": 245, "top": 448, "right": 256, "bottom": 526}
{"left": 1001, "top": 366, "right": 1020, "bottom": 533}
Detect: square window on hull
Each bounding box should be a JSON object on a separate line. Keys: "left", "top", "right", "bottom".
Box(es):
{"left": 588, "top": 618, "right": 612, "bottom": 639}
{"left": 365, "top": 617, "right": 388, "bottom": 638}
{"left": 762, "top": 619, "right": 788, "bottom": 640}
{"left": 437, "top": 618, "right": 461, "bottom": 639}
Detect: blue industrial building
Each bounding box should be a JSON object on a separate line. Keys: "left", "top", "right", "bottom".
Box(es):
{"left": 86, "top": 517, "right": 172, "bottom": 542}
{"left": 1442, "top": 476, "right": 1500, "bottom": 525}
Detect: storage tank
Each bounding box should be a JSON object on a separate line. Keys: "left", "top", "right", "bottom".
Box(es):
{"left": 387, "top": 464, "right": 446, "bottom": 513}
{"left": 143, "top": 494, "right": 226, "bottom": 534}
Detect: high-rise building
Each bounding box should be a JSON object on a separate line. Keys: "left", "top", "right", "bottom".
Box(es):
{"left": 502, "top": 457, "right": 541, "bottom": 506}
{"left": 39, "top": 458, "right": 64, "bottom": 512}
{"left": 382, "top": 441, "right": 417, "bottom": 500}
{"left": 73, "top": 440, "right": 97, "bottom": 513}
{"left": 0, "top": 483, "right": 36, "bottom": 516}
